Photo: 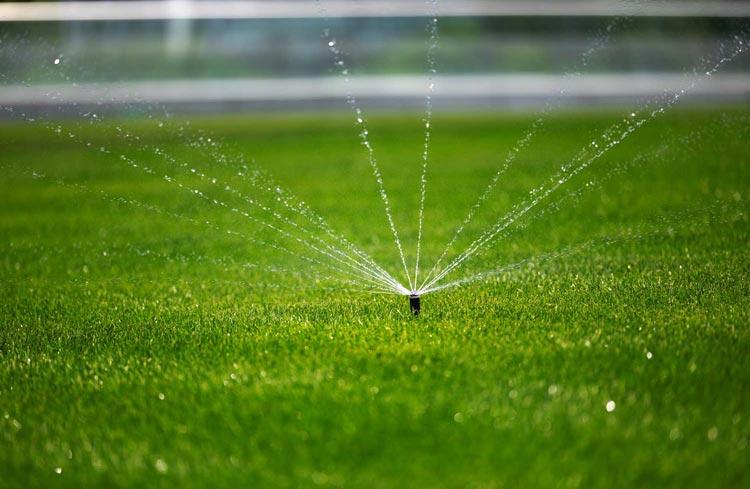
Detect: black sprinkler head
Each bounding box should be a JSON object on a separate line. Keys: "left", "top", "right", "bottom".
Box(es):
{"left": 409, "top": 294, "right": 421, "bottom": 316}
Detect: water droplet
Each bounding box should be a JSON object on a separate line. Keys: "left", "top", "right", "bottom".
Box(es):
{"left": 605, "top": 400, "right": 616, "bottom": 412}
{"left": 154, "top": 459, "right": 168, "bottom": 474}
{"left": 707, "top": 426, "right": 718, "bottom": 441}
{"left": 53, "top": 58, "right": 60, "bottom": 65}
{"left": 328, "top": 40, "right": 336, "bottom": 47}
{"left": 630, "top": 112, "right": 636, "bottom": 117}
{"left": 54, "top": 467, "right": 62, "bottom": 474}
{"left": 548, "top": 384, "right": 558, "bottom": 396}
{"left": 453, "top": 412, "right": 464, "bottom": 423}
{"left": 646, "top": 351, "right": 653, "bottom": 360}
{"left": 158, "top": 393, "right": 165, "bottom": 400}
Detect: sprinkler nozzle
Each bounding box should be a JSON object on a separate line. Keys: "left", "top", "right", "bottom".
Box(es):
{"left": 409, "top": 294, "right": 420, "bottom": 316}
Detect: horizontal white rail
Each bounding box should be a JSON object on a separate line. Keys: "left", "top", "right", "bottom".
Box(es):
{"left": 2, "top": 73, "right": 748, "bottom": 106}
{"left": 1, "top": 0, "right": 749, "bottom": 22}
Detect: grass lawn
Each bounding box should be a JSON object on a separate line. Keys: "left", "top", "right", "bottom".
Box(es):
{"left": 1, "top": 108, "right": 749, "bottom": 488}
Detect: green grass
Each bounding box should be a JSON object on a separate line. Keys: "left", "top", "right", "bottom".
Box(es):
{"left": 1, "top": 108, "right": 749, "bottom": 488}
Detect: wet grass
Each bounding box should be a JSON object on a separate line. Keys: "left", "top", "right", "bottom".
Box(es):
{"left": 1, "top": 108, "right": 749, "bottom": 488}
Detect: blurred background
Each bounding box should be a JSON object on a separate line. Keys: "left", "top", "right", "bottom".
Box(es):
{"left": 1, "top": 0, "right": 749, "bottom": 114}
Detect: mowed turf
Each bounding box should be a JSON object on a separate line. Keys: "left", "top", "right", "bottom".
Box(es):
{"left": 1, "top": 108, "right": 749, "bottom": 488}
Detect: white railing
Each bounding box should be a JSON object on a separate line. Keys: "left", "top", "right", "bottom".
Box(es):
{"left": 2, "top": 73, "right": 748, "bottom": 106}
{"left": 1, "top": 0, "right": 749, "bottom": 22}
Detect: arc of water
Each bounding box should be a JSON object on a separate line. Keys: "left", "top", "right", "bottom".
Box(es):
{"left": 422, "top": 161, "right": 642, "bottom": 288}
{"left": 118, "top": 242, "right": 376, "bottom": 289}
{"left": 3, "top": 53, "right": 406, "bottom": 295}
{"left": 161, "top": 127, "right": 402, "bottom": 292}
{"left": 188, "top": 141, "right": 403, "bottom": 292}
{"left": 142, "top": 143, "right": 405, "bottom": 293}
{"left": 422, "top": 247, "right": 567, "bottom": 295}
{"left": 418, "top": 6, "right": 644, "bottom": 291}
{"left": 503, "top": 116, "right": 741, "bottom": 243}
{"left": 122, "top": 153, "right": 404, "bottom": 293}
{"left": 423, "top": 197, "right": 744, "bottom": 295}
{"left": 105, "top": 168, "right": 403, "bottom": 293}
{"left": 2, "top": 131, "right": 398, "bottom": 295}
{"left": 422, "top": 38, "right": 749, "bottom": 291}
{"left": 247, "top": 171, "right": 404, "bottom": 291}
{"left": 59, "top": 106, "right": 405, "bottom": 292}
{"left": 315, "top": 0, "right": 414, "bottom": 291}
{"left": 416, "top": 122, "right": 539, "bottom": 290}
{"left": 126, "top": 244, "right": 357, "bottom": 288}
{"left": 428, "top": 119, "right": 711, "bottom": 277}
{"left": 414, "top": 1, "right": 439, "bottom": 290}
{"left": 23, "top": 239, "right": 396, "bottom": 295}
{"left": 143, "top": 102, "right": 398, "bottom": 290}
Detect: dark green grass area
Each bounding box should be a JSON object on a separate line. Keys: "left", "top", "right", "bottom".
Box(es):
{"left": 1, "top": 108, "right": 749, "bottom": 488}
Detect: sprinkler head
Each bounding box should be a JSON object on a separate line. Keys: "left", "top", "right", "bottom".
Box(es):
{"left": 409, "top": 293, "right": 421, "bottom": 316}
